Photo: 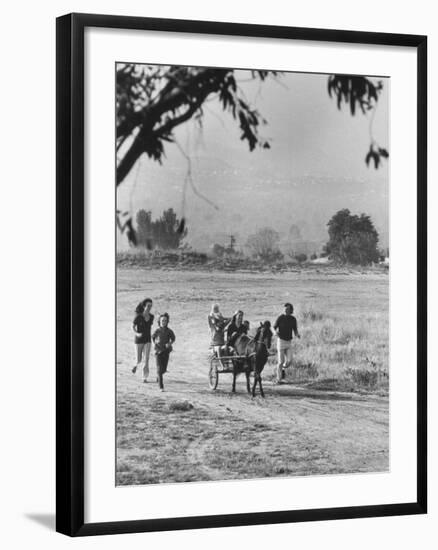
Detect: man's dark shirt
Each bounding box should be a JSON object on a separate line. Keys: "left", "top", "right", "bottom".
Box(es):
{"left": 274, "top": 314, "right": 298, "bottom": 341}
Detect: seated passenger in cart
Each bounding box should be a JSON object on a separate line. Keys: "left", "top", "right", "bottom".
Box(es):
{"left": 208, "top": 303, "right": 232, "bottom": 362}
{"left": 226, "top": 310, "right": 249, "bottom": 349}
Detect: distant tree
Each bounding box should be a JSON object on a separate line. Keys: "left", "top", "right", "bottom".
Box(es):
{"left": 247, "top": 227, "right": 283, "bottom": 262}
{"left": 324, "top": 209, "right": 380, "bottom": 265}
{"left": 135, "top": 209, "right": 154, "bottom": 249}
{"left": 136, "top": 208, "right": 187, "bottom": 249}
{"left": 212, "top": 243, "right": 226, "bottom": 257}
{"left": 289, "top": 224, "right": 302, "bottom": 240}
{"left": 156, "top": 208, "right": 188, "bottom": 249}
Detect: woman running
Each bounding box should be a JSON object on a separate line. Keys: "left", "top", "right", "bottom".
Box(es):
{"left": 132, "top": 298, "right": 154, "bottom": 383}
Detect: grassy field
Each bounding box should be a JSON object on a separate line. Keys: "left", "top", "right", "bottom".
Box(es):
{"left": 116, "top": 267, "right": 389, "bottom": 485}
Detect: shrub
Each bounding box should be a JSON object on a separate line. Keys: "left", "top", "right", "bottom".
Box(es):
{"left": 294, "top": 253, "right": 307, "bottom": 263}
{"left": 302, "top": 309, "right": 325, "bottom": 322}
{"left": 168, "top": 400, "right": 194, "bottom": 412}
{"left": 212, "top": 243, "right": 226, "bottom": 257}
{"left": 345, "top": 367, "right": 378, "bottom": 388}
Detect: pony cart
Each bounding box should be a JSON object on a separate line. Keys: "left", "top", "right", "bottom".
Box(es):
{"left": 207, "top": 322, "right": 274, "bottom": 397}
{"left": 208, "top": 349, "right": 247, "bottom": 390}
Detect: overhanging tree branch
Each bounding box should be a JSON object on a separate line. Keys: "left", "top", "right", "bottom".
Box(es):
{"left": 116, "top": 65, "right": 276, "bottom": 187}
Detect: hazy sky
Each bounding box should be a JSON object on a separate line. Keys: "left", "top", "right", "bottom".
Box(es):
{"left": 117, "top": 69, "right": 389, "bottom": 250}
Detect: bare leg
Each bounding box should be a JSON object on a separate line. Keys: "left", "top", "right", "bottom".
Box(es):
{"left": 142, "top": 342, "right": 151, "bottom": 381}
{"left": 214, "top": 345, "right": 225, "bottom": 368}
{"left": 276, "top": 346, "right": 286, "bottom": 382}
{"left": 156, "top": 353, "right": 168, "bottom": 390}
{"left": 133, "top": 343, "right": 145, "bottom": 374}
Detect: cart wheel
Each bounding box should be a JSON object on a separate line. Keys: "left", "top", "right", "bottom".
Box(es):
{"left": 209, "top": 358, "right": 219, "bottom": 390}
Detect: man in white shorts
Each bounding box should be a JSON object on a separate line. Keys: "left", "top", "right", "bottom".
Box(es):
{"left": 273, "top": 303, "right": 300, "bottom": 383}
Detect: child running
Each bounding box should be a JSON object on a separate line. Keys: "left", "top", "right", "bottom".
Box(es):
{"left": 152, "top": 313, "right": 176, "bottom": 391}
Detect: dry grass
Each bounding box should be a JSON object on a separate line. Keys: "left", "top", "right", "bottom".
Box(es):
{"left": 277, "top": 308, "right": 389, "bottom": 392}
{"left": 117, "top": 248, "right": 389, "bottom": 275}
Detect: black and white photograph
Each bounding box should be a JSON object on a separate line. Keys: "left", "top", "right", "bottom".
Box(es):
{"left": 0, "top": 0, "right": 432, "bottom": 545}
{"left": 115, "top": 63, "right": 390, "bottom": 486}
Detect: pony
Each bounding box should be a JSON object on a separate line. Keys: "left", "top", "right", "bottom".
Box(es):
{"left": 231, "top": 320, "right": 273, "bottom": 397}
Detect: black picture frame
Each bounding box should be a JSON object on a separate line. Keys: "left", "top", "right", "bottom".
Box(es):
{"left": 56, "top": 12, "right": 427, "bottom": 537}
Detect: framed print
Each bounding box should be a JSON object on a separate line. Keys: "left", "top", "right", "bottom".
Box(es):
{"left": 56, "top": 13, "right": 427, "bottom": 536}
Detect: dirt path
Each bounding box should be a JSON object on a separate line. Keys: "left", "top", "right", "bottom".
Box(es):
{"left": 116, "top": 268, "right": 389, "bottom": 484}
{"left": 117, "top": 360, "right": 389, "bottom": 483}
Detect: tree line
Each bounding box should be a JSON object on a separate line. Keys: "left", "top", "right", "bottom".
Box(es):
{"left": 136, "top": 208, "right": 187, "bottom": 250}
{"left": 134, "top": 207, "right": 384, "bottom": 265}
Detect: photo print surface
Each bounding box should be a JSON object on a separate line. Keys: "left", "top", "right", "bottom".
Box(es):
{"left": 116, "top": 64, "right": 389, "bottom": 486}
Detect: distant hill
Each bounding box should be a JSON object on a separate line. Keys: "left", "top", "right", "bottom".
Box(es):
{"left": 117, "top": 162, "right": 388, "bottom": 254}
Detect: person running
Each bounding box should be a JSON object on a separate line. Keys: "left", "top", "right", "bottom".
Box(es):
{"left": 152, "top": 313, "right": 176, "bottom": 391}
{"left": 273, "top": 302, "right": 300, "bottom": 383}
{"left": 132, "top": 298, "right": 154, "bottom": 383}
{"left": 227, "top": 310, "right": 248, "bottom": 348}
